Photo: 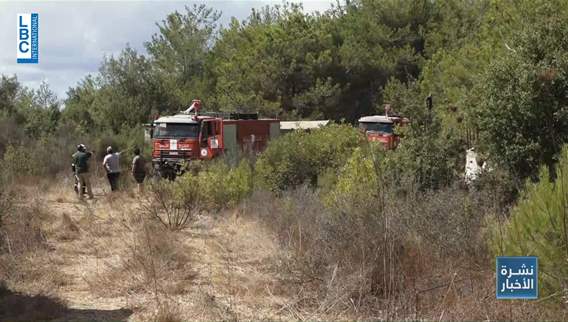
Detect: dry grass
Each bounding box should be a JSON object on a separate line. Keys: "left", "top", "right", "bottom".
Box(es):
{"left": 87, "top": 216, "right": 194, "bottom": 298}
{"left": 0, "top": 194, "right": 71, "bottom": 294}
{"left": 1, "top": 176, "right": 565, "bottom": 321}
{"left": 242, "top": 185, "right": 567, "bottom": 321}
{"left": 153, "top": 301, "right": 184, "bottom": 322}
{"left": 1, "top": 201, "right": 48, "bottom": 254}
{"left": 140, "top": 180, "right": 203, "bottom": 231}
{"left": 55, "top": 213, "right": 81, "bottom": 241}
{"left": 0, "top": 177, "right": 293, "bottom": 320}
{"left": 0, "top": 187, "right": 72, "bottom": 321}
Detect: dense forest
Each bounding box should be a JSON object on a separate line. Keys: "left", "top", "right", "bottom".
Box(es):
{"left": 1, "top": 0, "right": 568, "bottom": 320}
{"left": 2, "top": 0, "right": 568, "bottom": 181}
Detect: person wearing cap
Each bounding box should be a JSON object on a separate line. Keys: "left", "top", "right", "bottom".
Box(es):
{"left": 131, "top": 147, "right": 146, "bottom": 194}
{"left": 72, "top": 144, "right": 94, "bottom": 200}
{"left": 102, "top": 146, "right": 122, "bottom": 192}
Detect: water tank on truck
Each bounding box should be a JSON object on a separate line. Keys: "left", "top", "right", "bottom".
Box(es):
{"left": 146, "top": 99, "right": 280, "bottom": 179}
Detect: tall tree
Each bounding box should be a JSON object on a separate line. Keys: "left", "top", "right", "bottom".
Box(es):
{"left": 0, "top": 75, "right": 21, "bottom": 118}
{"left": 145, "top": 4, "right": 221, "bottom": 113}
{"left": 477, "top": 5, "right": 568, "bottom": 180}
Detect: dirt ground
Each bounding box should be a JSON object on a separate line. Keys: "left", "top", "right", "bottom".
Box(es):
{"left": 1, "top": 179, "right": 297, "bottom": 321}
{"left": 3, "top": 179, "right": 566, "bottom": 322}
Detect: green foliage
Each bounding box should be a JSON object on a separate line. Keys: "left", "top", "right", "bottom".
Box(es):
{"left": 385, "top": 126, "right": 463, "bottom": 191}
{"left": 255, "top": 124, "right": 363, "bottom": 192}
{"left": 17, "top": 83, "right": 61, "bottom": 138}
{"left": 0, "top": 77, "right": 60, "bottom": 139}
{"left": 210, "top": 0, "right": 433, "bottom": 120}
{"left": 155, "top": 160, "right": 253, "bottom": 216}
{"left": 92, "top": 125, "right": 145, "bottom": 167}
{"left": 63, "top": 48, "right": 158, "bottom": 134}
{"left": 62, "top": 5, "right": 220, "bottom": 135}
{"left": 146, "top": 175, "right": 202, "bottom": 230}
{"left": 145, "top": 4, "right": 221, "bottom": 112}
{"left": 0, "top": 75, "right": 20, "bottom": 118}
{"left": 420, "top": 0, "right": 568, "bottom": 133}
{"left": 4, "top": 0, "right": 568, "bottom": 193}
{"left": 167, "top": 174, "right": 201, "bottom": 208}
{"left": 0, "top": 116, "right": 26, "bottom": 157}
{"left": 324, "top": 147, "right": 378, "bottom": 214}
{"left": 0, "top": 168, "right": 11, "bottom": 230}
{"left": 1, "top": 145, "right": 42, "bottom": 178}
{"left": 472, "top": 164, "right": 519, "bottom": 208}
{"left": 382, "top": 79, "right": 464, "bottom": 190}
{"left": 61, "top": 76, "right": 99, "bottom": 134}
{"left": 196, "top": 160, "right": 254, "bottom": 210}
{"left": 492, "top": 146, "right": 568, "bottom": 296}
{"left": 211, "top": 4, "right": 340, "bottom": 117}
{"left": 477, "top": 9, "right": 568, "bottom": 180}
{"left": 1, "top": 135, "right": 79, "bottom": 179}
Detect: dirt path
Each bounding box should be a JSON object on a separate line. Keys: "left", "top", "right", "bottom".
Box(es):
{"left": 37, "top": 184, "right": 291, "bottom": 321}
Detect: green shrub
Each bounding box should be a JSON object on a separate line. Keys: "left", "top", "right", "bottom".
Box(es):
{"left": 223, "top": 160, "right": 254, "bottom": 206}
{"left": 150, "top": 160, "right": 253, "bottom": 218}
{"left": 1, "top": 123, "right": 90, "bottom": 179}
{"left": 144, "top": 174, "right": 202, "bottom": 230}
{"left": 379, "top": 122, "right": 463, "bottom": 191}
{"left": 491, "top": 146, "right": 568, "bottom": 297}
{"left": 197, "top": 160, "right": 253, "bottom": 210}
{"left": 476, "top": 15, "right": 568, "bottom": 181}
{"left": 321, "top": 143, "right": 488, "bottom": 258}
{"left": 94, "top": 125, "right": 145, "bottom": 166}
{"left": 2, "top": 145, "right": 41, "bottom": 178}
{"left": 255, "top": 124, "right": 364, "bottom": 192}
{"left": 324, "top": 147, "right": 379, "bottom": 215}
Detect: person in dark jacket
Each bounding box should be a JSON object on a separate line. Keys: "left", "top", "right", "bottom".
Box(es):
{"left": 131, "top": 147, "right": 146, "bottom": 194}
{"left": 71, "top": 162, "right": 86, "bottom": 196}
{"left": 72, "top": 144, "right": 94, "bottom": 200}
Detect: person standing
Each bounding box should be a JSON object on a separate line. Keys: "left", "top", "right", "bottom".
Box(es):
{"left": 72, "top": 144, "right": 94, "bottom": 200}
{"left": 131, "top": 147, "right": 146, "bottom": 194}
{"left": 102, "top": 146, "right": 121, "bottom": 192}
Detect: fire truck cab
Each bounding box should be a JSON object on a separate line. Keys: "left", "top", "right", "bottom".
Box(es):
{"left": 358, "top": 114, "right": 409, "bottom": 150}
{"left": 148, "top": 101, "right": 280, "bottom": 178}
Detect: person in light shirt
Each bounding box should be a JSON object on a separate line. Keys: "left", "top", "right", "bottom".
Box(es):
{"left": 102, "top": 146, "right": 122, "bottom": 192}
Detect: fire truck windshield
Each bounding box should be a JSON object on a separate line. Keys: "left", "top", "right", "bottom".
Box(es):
{"left": 359, "top": 122, "right": 393, "bottom": 134}
{"left": 153, "top": 123, "right": 199, "bottom": 138}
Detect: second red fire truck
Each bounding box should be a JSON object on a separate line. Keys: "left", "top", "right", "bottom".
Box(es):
{"left": 358, "top": 105, "right": 409, "bottom": 150}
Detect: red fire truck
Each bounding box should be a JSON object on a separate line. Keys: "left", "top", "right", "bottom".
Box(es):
{"left": 358, "top": 112, "right": 409, "bottom": 150}
{"left": 147, "top": 100, "right": 280, "bottom": 178}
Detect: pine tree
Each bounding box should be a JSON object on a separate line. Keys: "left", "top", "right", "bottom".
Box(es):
{"left": 493, "top": 146, "right": 568, "bottom": 298}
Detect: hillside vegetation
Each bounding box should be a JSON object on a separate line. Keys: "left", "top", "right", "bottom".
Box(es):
{"left": 1, "top": 0, "right": 568, "bottom": 320}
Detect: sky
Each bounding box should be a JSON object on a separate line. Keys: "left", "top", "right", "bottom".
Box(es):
{"left": 0, "top": 1, "right": 333, "bottom": 100}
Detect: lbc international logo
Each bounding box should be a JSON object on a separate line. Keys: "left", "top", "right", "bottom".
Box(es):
{"left": 17, "top": 13, "right": 39, "bottom": 64}
{"left": 496, "top": 256, "right": 538, "bottom": 299}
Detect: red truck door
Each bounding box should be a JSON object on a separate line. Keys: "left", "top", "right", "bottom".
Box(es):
{"left": 199, "top": 119, "right": 223, "bottom": 159}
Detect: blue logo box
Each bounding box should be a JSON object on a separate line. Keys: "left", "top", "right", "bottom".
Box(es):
{"left": 496, "top": 256, "right": 538, "bottom": 299}
{"left": 17, "top": 13, "right": 39, "bottom": 64}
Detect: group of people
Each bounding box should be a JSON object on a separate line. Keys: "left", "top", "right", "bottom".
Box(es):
{"left": 71, "top": 144, "right": 147, "bottom": 200}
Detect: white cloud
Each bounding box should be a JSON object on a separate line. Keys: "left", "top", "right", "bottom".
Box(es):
{"left": 0, "top": 1, "right": 333, "bottom": 99}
